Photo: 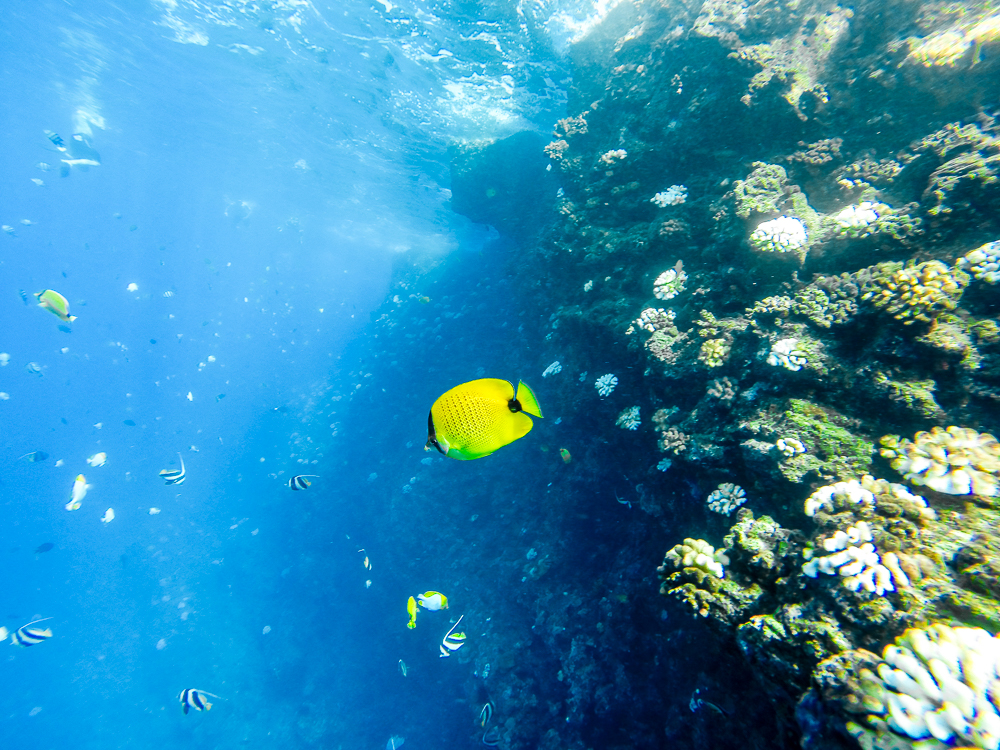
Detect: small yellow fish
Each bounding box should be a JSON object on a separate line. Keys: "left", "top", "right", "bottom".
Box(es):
{"left": 417, "top": 591, "right": 448, "bottom": 611}
{"left": 35, "top": 289, "right": 77, "bottom": 323}
{"left": 87, "top": 452, "right": 107, "bottom": 467}
{"left": 66, "top": 474, "right": 90, "bottom": 511}
{"left": 406, "top": 596, "right": 418, "bottom": 629}
{"left": 426, "top": 379, "right": 543, "bottom": 460}
{"left": 559, "top": 448, "right": 572, "bottom": 464}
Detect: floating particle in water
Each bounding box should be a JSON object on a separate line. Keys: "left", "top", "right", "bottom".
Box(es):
{"left": 28, "top": 707, "right": 42, "bottom": 717}
{"left": 542, "top": 361, "right": 562, "bottom": 378}
{"left": 156, "top": 638, "right": 167, "bottom": 650}
{"left": 127, "top": 283, "right": 138, "bottom": 292}
{"left": 262, "top": 625, "right": 271, "bottom": 635}
{"left": 368, "top": 472, "right": 377, "bottom": 482}
{"left": 0, "top": 393, "right": 8, "bottom": 401}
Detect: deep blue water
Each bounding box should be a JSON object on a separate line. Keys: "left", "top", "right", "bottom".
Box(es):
{"left": 0, "top": 1, "right": 601, "bottom": 747}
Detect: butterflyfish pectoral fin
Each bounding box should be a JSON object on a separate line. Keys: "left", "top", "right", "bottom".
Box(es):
{"left": 515, "top": 380, "right": 543, "bottom": 418}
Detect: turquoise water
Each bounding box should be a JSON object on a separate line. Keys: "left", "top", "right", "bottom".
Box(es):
{"left": 0, "top": 1, "right": 593, "bottom": 747}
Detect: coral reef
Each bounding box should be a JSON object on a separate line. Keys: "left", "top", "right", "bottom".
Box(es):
{"left": 707, "top": 483, "right": 748, "bottom": 516}
{"left": 749, "top": 216, "right": 808, "bottom": 256}
{"left": 862, "top": 261, "right": 970, "bottom": 326}
{"left": 880, "top": 426, "right": 1000, "bottom": 496}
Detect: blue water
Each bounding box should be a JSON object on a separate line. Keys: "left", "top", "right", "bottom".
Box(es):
{"left": 0, "top": 1, "right": 600, "bottom": 747}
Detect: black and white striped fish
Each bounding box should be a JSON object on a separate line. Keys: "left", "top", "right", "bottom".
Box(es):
{"left": 178, "top": 688, "right": 220, "bottom": 714}
{"left": 288, "top": 474, "right": 318, "bottom": 491}
{"left": 7, "top": 618, "right": 53, "bottom": 647}
{"left": 159, "top": 453, "right": 186, "bottom": 485}
{"left": 479, "top": 699, "right": 496, "bottom": 727}
{"left": 439, "top": 615, "right": 467, "bottom": 658}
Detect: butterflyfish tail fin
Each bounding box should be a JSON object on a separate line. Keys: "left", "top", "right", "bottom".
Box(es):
{"left": 515, "top": 381, "right": 543, "bottom": 419}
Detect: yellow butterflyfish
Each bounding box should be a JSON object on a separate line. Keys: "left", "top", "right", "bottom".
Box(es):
{"left": 35, "top": 290, "right": 77, "bottom": 323}
{"left": 406, "top": 596, "right": 417, "bottom": 629}
{"left": 417, "top": 591, "right": 448, "bottom": 610}
{"left": 426, "top": 379, "right": 542, "bottom": 460}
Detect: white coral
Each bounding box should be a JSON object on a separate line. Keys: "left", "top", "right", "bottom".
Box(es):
{"left": 958, "top": 240, "right": 1000, "bottom": 284}
{"left": 542, "top": 361, "right": 562, "bottom": 378}
{"left": 653, "top": 268, "right": 687, "bottom": 300}
{"left": 651, "top": 185, "right": 687, "bottom": 207}
{"left": 872, "top": 624, "right": 1000, "bottom": 746}
{"left": 706, "top": 483, "right": 747, "bottom": 515}
{"left": 749, "top": 216, "right": 807, "bottom": 253}
{"left": 665, "top": 538, "right": 730, "bottom": 578}
{"left": 615, "top": 406, "right": 641, "bottom": 430}
{"left": 595, "top": 374, "right": 618, "bottom": 397}
{"left": 833, "top": 201, "right": 890, "bottom": 238}
{"left": 776, "top": 437, "right": 806, "bottom": 457}
{"left": 767, "top": 338, "right": 808, "bottom": 371}
{"left": 802, "top": 521, "right": 907, "bottom": 595}
{"left": 804, "top": 480, "right": 875, "bottom": 517}
{"left": 599, "top": 149, "right": 627, "bottom": 165}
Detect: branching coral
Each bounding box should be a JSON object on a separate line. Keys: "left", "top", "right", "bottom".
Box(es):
{"left": 653, "top": 265, "right": 687, "bottom": 300}
{"left": 793, "top": 274, "right": 860, "bottom": 328}
{"left": 707, "top": 483, "right": 748, "bottom": 515}
{"left": 861, "top": 260, "right": 969, "bottom": 325}
{"left": 733, "top": 162, "right": 789, "bottom": 219}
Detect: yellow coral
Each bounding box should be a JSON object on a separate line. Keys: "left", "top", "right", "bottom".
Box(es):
{"left": 698, "top": 338, "right": 731, "bottom": 367}
{"left": 862, "top": 260, "right": 968, "bottom": 324}
{"left": 879, "top": 426, "right": 1000, "bottom": 496}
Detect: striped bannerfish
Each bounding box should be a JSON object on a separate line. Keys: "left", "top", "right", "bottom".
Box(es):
{"left": 439, "top": 615, "right": 467, "bottom": 658}
{"left": 9, "top": 618, "right": 53, "bottom": 647}
{"left": 479, "top": 699, "right": 496, "bottom": 727}
{"left": 288, "top": 475, "right": 318, "bottom": 491}
{"left": 159, "top": 453, "right": 186, "bottom": 485}
{"left": 178, "top": 688, "right": 220, "bottom": 715}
